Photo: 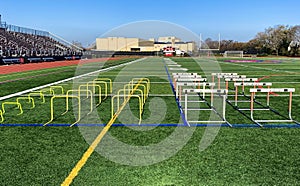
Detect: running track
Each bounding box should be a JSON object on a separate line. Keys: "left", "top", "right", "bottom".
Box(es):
{"left": 0, "top": 58, "right": 121, "bottom": 75}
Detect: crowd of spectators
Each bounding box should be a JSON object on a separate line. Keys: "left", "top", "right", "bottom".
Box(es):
{"left": 0, "top": 28, "right": 82, "bottom": 58}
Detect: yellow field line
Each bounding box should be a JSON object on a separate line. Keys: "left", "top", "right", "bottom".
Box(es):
{"left": 61, "top": 80, "right": 143, "bottom": 186}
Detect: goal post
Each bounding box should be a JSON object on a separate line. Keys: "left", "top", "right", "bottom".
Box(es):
{"left": 223, "top": 51, "right": 244, "bottom": 58}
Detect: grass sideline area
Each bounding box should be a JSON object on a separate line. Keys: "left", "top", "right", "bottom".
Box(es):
{"left": 1, "top": 57, "right": 300, "bottom": 185}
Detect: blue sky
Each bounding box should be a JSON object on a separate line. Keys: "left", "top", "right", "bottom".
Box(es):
{"left": 1, "top": 0, "right": 300, "bottom": 46}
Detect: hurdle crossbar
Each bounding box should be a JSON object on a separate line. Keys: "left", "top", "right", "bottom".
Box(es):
{"left": 169, "top": 68, "right": 188, "bottom": 71}
{"left": 172, "top": 73, "right": 198, "bottom": 76}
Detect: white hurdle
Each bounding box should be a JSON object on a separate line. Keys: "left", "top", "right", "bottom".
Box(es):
{"left": 224, "top": 78, "right": 258, "bottom": 92}
{"left": 183, "top": 89, "right": 230, "bottom": 126}
{"left": 173, "top": 77, "right": 207, "bottom": 92}
{"left": 211, "top": 73, "right": 238, "bottom": 89}
{"left": 249, "top": 88, "right": 297, "bottom": 125}
{"left": 172, "top": 73, "right": 198, "bottom": 76}
{"left": 232, "top": 82, "right": 272, "bottom": 106}
{"left": 176, "top": 82, "right": 215, "bottom": 100}
{"left": 169, "top": 68, "right": 188, "bottom": 71}
{"left": 173, "top": 74, "right": 202, "bottom": 87}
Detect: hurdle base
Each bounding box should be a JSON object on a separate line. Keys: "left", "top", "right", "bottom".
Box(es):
{"left": 188, "top": 120, "right": 232, "bottom": 127}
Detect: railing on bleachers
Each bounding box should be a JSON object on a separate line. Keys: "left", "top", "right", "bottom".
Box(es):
{"left": 0, "top": 22, "right": 83, "bottom": 63}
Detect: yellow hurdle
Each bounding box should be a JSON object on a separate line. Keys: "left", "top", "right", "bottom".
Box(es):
{"left": 118, "top": 88, "right": 144, "bottom": 106}
{"left": 110, "top": 77, "right": 150, "bottom": 124}
{"left": 78, "top": 84, "right": 102, "bottom": 106}
{"left": 44, "top": 95, "right": 81, "bottom": 126}
{"left": 132, "top": 83, "right": 147, "bottom": 103}
{"left": 130, "top": 80, "right": 150, "bottom": 101}
{"left": 28, "top": 91, "right": 45, "bottom": 103}
{"left": 131, "top": 78, "right": 150, "bottom": 94}
{"left": 111, "top": 95, "right": 143, "bottom": 124}
{"left": 50, "top": 86, "right": 64, "bottom": 95}
{"left": 16, "top": 97, "right": 35, "bottom": 109}
{"left": 2, "top": 102, "right": 23, "bottom": 115}
{"left": 93, "top": 78, "right": 112, "bottom": 94}
{"left": 64, "top": 89, "right": 93, "bottom": 116}
{"left": 91, "top": 80, "right": 108, "bottom": 100}
{"left": 0, "top": 110, "right": 3, "bottom": 123}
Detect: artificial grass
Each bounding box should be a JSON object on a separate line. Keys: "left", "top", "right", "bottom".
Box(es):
{"left": 1, "top": 57, "right": 300, "bottom": 185}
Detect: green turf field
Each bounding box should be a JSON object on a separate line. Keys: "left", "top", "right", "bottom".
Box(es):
{"left": 1, "top": 57, "right": 300, "bottom": 185}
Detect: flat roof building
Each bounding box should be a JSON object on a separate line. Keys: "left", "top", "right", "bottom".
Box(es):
{"left": 95, "top": 36, "right": 196, "bottom": 54}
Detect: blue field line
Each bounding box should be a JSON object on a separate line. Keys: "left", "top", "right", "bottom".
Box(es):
{"left": 1, "top": 123, "right": 300, "bottom": 128}
{"left": 164, "top": 64, "right": 189, "bottom": 126}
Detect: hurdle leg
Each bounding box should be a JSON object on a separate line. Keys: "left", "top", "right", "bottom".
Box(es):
{"left": 179, "top": 85, "right": 182, "bottom": 101}
{"left": 185, "top": 92, "right": 188, "bottom": 120}
{"left": 87, "top": 90, "right": 93, "bottom": 115}
{"left": 111, "top": 96, "right": 115, "bottom": 119}
{"left": 0, "top": 110, "right": 4, "bottom": 123}
{"left": 44, "top": 97, "right": 55, "bottom": 126}
{"left": 242, "top": 80, "right": 245, "bottom": 93}
{"left": 16, "top": 103, "right": 23, "bottom": 115}
{"left": 29, "top": 98, "right": 35, "bottom": 108}
{"left": 250, "top": 92, "right": 254, "bottom": 121}
{"left": 267, "top": 91, "right": 270, "bottom": 107}
{"left": 222, "top": 95, "right": 232, "bottom": 127}
{"left": 211, "top": 91, "right": 214, "bottom": 107}
{"left": 202, "top": 83, "right": 205, "bottom": 99}
{"left": 138, "top": 96, "right": 142, "bottom": 125}
{"left": 40, "top": 92, "right": 45, "bottom": 103}
{"left": 288, "top": 91, "right": 293, "bottom": 120}
{"left": 254, "top": 85, "right": 256, "bottom": 99}
{"left": 222, "top": 95, "right": 226, "bottom": 120}
{"left": 70, "top": 97, "right": 81, "bottom": 127}
{"left": 176, "top": 82, "right": 179, "bottom": 98}
{"left": 96, "top": 86, "right": 102, "bottom": 106}
{"left": 225, "top": 81, "right": 228, "bottom": 90}
{"left": 62, "top": 93, "right": 70, "bottom": 115}
{"left": 235, "top": 85, "right": 238, "bottom": 106}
